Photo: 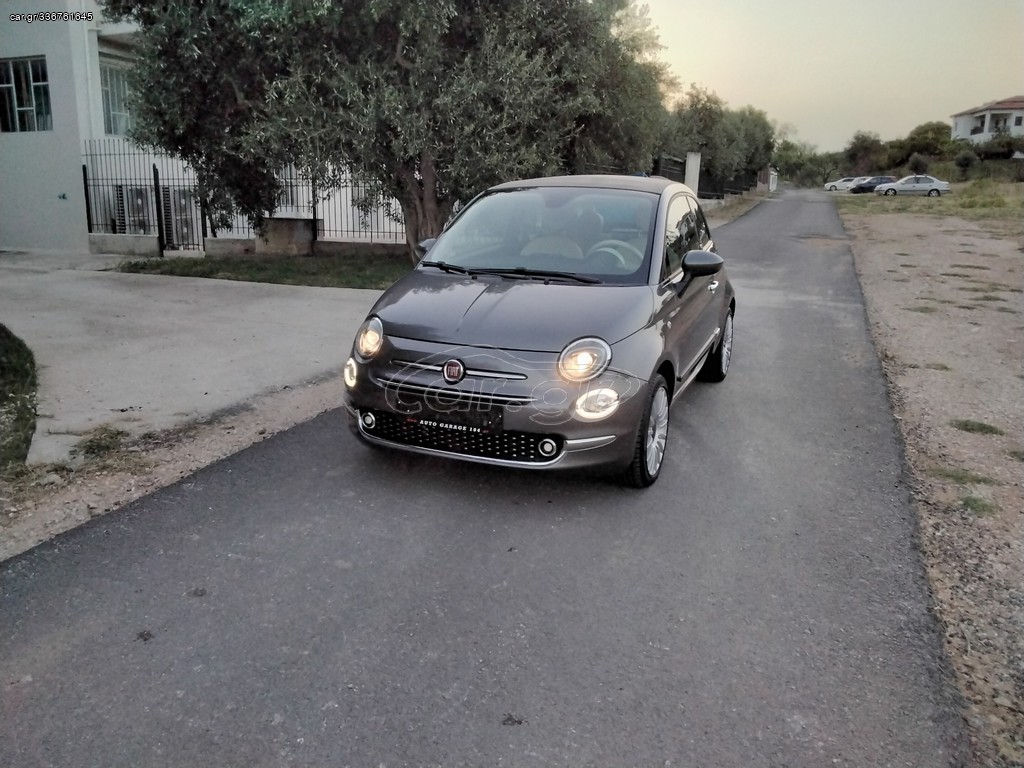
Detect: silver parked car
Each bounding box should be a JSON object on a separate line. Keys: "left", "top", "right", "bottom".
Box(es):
{"left": 824, "top": 177, "right": 858, "bottom": 191}
{"left": 874, "top": 175, "right": 951, "bottom": 196}
{"left": 343, "top": 175, "right": 736, "bottom": 487}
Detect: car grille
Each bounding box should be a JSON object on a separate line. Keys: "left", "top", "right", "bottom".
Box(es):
{"left": 360, "top": 409, "right": 562, "bottom": 464}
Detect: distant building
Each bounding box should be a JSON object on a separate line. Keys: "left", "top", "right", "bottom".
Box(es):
{"left": 950, "top": 96, "right": 1024, "bottom": 145}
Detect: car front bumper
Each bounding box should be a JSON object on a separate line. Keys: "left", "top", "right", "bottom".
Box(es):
{"left": 343, "top": 338, "right": 650, "bottom": 472}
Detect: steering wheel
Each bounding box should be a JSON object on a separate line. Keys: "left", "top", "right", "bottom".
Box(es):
{"left": 586, "top": 239, "right": 645, "bottom": 271}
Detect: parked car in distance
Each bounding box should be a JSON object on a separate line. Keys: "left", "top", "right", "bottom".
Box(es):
{"left": 874, "top": 175, "right": 951, "bottom": 196}
{"left": 849, "top": 175, "right": 897, "bottom": 194}
{"left": 824, "top": 177, "right": 858, "bottom": 191}
{"left": 343, "top": 175, "right": 736, "bottom": 488}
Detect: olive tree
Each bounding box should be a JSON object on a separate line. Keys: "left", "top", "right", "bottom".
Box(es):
{"left": 103, "top": 0, "right": 670, "bottom": 259}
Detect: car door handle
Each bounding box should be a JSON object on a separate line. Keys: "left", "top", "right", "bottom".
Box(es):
{"left": 708, "top": 281, "right": 719, "bottom": 293}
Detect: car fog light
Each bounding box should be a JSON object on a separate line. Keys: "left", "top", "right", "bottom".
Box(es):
{"left": 344, "top": 357, "right": 358, "bottom": 388}
{"left": 361, "top": 412, "right": 376, "bottom": 429}
{"left": 538, "top": 438, "right": 558, "bottom": 458}
{"left": 574, "top": 387, "right": 620, "bottom": 421}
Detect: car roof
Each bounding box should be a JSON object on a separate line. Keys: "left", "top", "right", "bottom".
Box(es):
{"left": 490, "top": 174, "right": 683, "bottom": 195}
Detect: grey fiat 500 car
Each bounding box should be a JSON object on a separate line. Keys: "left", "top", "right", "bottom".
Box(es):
{"left": 343, "top": 175, "right": 736, "bottom": 487}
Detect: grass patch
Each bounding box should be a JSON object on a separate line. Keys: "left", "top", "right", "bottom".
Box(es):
{"left": 833, "top": 180, "right": 1024, "bottom": 221}
{"left": 924, "top": 362, "right": 951, "bottom": 371}
{"left": 929, "top": 466, "right": 998, "bottom": 485}
{"left": 1007, "top": 449, "right": 1024, "bottom": 462}
{"left": 950, "top": 419, "right": 1005, "bottom": 435}
{"left": 961, "top": 496, "right": 997, "bottom": 515}
{"left": 0, "top": 323, "right": 38, "bottom": 475}
{"left": 995, "top": 307, "right": 1020, "bottom": 313}
{"left": 904, "top": 305, "right": 937, "bottom": 313}
{"left": 118, "top": 251, "right": 413, "bottom": 290}
{"left": 973, "top": 294, "right": 1007, "bottom": 302}
{"left": 949, "top": 264, "right": 991, "bottom": 270}
{"left": 956, "top": 304, "right": 979, "bottom": 310}
{"left": 75, "top": 425, "right": 130, "bottom": 458}
{"left": 940, "top": 272, "right": 971, "bottom": 278}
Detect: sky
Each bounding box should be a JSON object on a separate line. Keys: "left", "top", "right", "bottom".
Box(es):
{"left": 642, "top": 0, "right": 1024, "bottom": 152}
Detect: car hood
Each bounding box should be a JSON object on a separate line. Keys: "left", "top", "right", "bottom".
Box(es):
{"left": 369, "top": 270, "right": 655, "bottom": 352}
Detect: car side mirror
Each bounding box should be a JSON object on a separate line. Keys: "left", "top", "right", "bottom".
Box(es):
{"left": 415, "top": 238, "right": 437, "bottom": 259}
{"left": 682, "top": 250, "right": 723, "bottom": 277}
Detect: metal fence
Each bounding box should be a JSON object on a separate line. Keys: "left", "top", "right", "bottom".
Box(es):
{"left": 81, "top": 139, "right": 406, "bottom": 250}
{"left": 82, "top": 138, "right": 203, "bottom": 251}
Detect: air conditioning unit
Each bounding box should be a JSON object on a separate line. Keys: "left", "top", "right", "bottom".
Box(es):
{"left": 115, "top": 185, "right": 153, "bottom": 235}
{"left": 161, "top": 187, "right": 197, "bottom": 249}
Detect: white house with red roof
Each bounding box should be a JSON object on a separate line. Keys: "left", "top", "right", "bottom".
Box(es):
{"left": 951, "top": 95, "right": 1024, "bottom": 144}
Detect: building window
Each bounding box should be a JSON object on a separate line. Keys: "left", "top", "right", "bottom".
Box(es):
{"left": 1016, "top": 116, "right": 1023, "bottom": 127}
{"left": 0, "top": 56, "right": 52, "bottom": 132}
{"left": 101, "top": 63, "right": 133, "bottom": 136}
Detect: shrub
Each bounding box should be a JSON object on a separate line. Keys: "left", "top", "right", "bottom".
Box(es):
{"left": 907, "top": 152, "right": 930, "bottom": 174}
{"left": 0, "top": 323, "right": 38, "bottom": 471}
{"left": 954, "top": 149, "right": 978, "bottom": 180}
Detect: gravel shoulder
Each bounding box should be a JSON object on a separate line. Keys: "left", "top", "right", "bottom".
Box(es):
{"left": 2, "top": 193, "right": 1021, "bottom": 765}
{"left": 841, "top": 208, "right": 1023, "bottom": 767}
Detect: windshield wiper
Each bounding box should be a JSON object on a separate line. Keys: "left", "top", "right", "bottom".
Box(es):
{"left": 473, "top": 267, "right": 601, "bottom": 284}
{"left": 420, "top": 260, "right": 472, "bottom": 275}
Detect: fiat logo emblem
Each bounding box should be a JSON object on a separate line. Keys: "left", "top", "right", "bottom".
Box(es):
{"left": 442, "top": 359, "right": 465, "bottom": 384}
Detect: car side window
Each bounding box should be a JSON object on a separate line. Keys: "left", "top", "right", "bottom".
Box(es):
{"left": 663, "top": 196, "right": 692, "bottom": 279}
{"left": 688, "top": 197, "right": 711, "bottom": 249}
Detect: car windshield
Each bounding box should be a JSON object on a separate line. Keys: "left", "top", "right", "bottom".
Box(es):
{"left": 421, "top": 186, "right": 659, "bottom": 285}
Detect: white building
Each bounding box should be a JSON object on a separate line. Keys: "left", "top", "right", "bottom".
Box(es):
{"left": 1, "top": 0, "right": 139, "bottom": 252}
{"left": 2, "top": 1, "right": 403, "bottom": 256}
{"left": 950, "top": 95, "right": 1024, "bottom": 145}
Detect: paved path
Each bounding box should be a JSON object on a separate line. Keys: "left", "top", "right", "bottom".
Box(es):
{"left": 0, "top": 193, "right": 968, "bottom": 766}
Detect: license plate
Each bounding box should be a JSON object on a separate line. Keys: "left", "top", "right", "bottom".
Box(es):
{"left": 394, "top": 392, "right": 503, "bottom": 432}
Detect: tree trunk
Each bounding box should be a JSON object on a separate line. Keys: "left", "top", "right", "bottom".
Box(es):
{"left": 398, "top": 155, "right": 447, "bottom": 265}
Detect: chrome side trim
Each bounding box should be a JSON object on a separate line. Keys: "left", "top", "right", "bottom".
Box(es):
{"left": 672, "top": 329, "right": 720, "bottom": 401}
{"left": 564, "top": 435, "right": 616, "bottom": 452}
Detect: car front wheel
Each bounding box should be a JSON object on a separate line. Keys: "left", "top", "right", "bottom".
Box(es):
{"left": 829, "top": 185, "right": 837, "bottom": 191}
{"left": 624, "top": 374, "right": 670, "bottom": 488}
{"left": 698, "top": 309, "right": 734, "bottom": 383}
{"left": 885, "top": 189, "right": 896, "bottom": 196}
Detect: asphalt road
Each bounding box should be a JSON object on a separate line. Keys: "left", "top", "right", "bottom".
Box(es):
{"left": 1, "top": 190, "right": 968, "bottom": 767}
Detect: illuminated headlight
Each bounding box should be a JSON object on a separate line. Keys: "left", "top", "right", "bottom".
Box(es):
{"left": 575, "top": 387, "right": 620, "bottom": 421}
{"left": 343, "top": 357, "right": 358, "bottom": 388}
{"left": 354, "top": 316, "right": 384, "bottom": 360}
{"left": 558, "top": 337, "right": 611, "bottom": 382}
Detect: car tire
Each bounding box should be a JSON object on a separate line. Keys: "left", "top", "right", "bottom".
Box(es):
{"left": 885, "top": 189, "right": 896, "bottom": 196}
{"left": 698, "top": 308, "right": 734, "bottom": 383}
{"left": 623, "top": 373, "right": 670, "bottom": 488}
{"left": 829, "top": 185, "right": 837, "bottom": 191}
{"left": 928, "top": 189, "right": 940, "bottom": 197}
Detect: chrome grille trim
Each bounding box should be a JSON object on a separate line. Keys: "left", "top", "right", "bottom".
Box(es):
{"left": 391, "top": 358, "right": 529, "bottom": 381}
{"left": 375, "top": 376, "right": 536, "bottom": 406}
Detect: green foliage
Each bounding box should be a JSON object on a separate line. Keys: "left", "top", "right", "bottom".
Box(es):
{"left": 667, "top": 85, "right": 776, "bottom": 183}
{"left": 844, "top": 131, "right": 886, "bottom": 174}
{"left": 974, "top": 133, "right": 1024, "bottom": 160}
{"left": 954, "top": 149, "right": 978, "bottom": 179}
{"left": 961, "top": 495, "right": 997, "bottom": 515}
{"left": 950, "top": 418, "right": 1004, "bottom": 435}
{"left": 119, "top": 252, "right": 412, "bottom": 290}
{"left": 0, "top": 323, "right": 38, "bottom": 472}
{"left": 904, "top": 120, "right": 954, "bottom": 157}
{"left": 907, "top": 152, "right": 929, "bottom": 174}
{"left": 102, "top": 0, "right": 676, "bottom": 259}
